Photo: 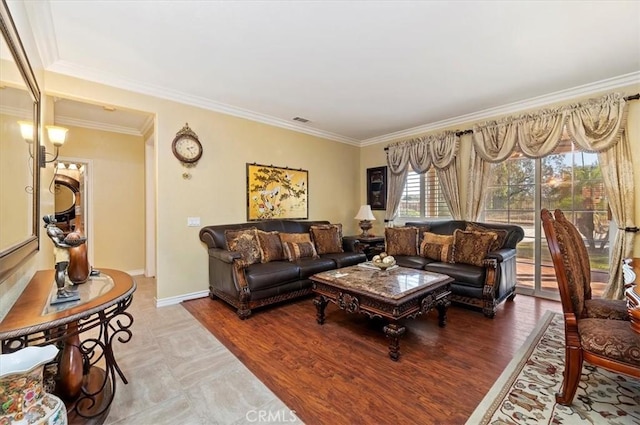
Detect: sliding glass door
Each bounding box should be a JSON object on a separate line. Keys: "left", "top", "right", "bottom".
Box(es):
{"left": 483, "top": 139, "right": 610, "bottom": 298}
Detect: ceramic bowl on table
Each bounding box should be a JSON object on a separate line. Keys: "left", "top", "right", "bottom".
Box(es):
{"left": 371, "top": 253, "right": 396, "bottom": 270}
{"left": 372, "top": 260, "right": 396, "bottom": 270}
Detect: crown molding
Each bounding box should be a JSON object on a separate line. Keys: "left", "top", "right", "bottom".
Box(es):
{"left": 45, "top": 60, "right": 361, "bottom": 146}
{"left": 25, "top": 0, "right": 639, "bottom": 150}
{"left": 55, "top": 115, "right": 143, "bottom": 136}
{"left": 141, "top": 115, "right": 155, "bottom": 137}
{"left": 361, "top": 71, "right": 640, "bottom": 146}
{"left": 50, "top": 61, "right": 637, "bottom": 147}
{"left": 22, "top": 0, "right": 360, "bottom": 146}
{"left": 0, "top": 104, "right": 31, "bottom": 119}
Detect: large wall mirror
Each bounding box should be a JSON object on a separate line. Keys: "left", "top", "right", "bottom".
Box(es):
{"left": 0, "top": 0, "right": 41, "bottom": 283}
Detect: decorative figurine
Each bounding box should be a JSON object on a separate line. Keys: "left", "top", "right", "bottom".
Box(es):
{"left": 43, "top": 215, "right": 86, "bottom": 304}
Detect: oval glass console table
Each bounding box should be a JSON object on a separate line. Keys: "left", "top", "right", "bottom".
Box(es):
{"left": 0, "top": 268, "right": 136, "bottom": 424}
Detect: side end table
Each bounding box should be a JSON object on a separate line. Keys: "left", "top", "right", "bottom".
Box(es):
{"left": 343, "top": 235, "right": 385, "bottom": 260}
{"left": 0, "top": 269, "right": 136, "bottom": 424}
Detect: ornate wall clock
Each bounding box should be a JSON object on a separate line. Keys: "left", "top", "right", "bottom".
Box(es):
{"left": 171, "top": 123, "right": 203, "bottom": 165}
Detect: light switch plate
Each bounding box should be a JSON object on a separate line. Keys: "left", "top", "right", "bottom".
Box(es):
{"left": 187, "top": 217, "right": 200, "bottom": 227}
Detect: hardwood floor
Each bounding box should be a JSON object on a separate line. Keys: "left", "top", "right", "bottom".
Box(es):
{"left": 183, "top": 294, "right": 562, "bottom": 425}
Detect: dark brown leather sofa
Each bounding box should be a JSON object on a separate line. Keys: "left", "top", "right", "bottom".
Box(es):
{"left": 199, "top": 220, "right": 366, "bottom": 319}
{"left": 401, "top": 220, "right": 525, "bottom": 318}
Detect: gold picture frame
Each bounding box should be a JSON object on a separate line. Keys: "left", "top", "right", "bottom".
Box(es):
{"left": 246, "top": 163, "right": 308, "bottom": 220}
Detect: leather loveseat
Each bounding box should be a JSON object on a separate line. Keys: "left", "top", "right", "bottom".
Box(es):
{"left": 199, "top": 220, "right": 366, "bottom": 319}
{"left": 393, "top": 220, "right": 524, "bottom": 318}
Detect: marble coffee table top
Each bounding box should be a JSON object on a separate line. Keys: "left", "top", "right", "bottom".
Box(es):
{"left": 311, "top": 265, "right": 451, "bottom": 300}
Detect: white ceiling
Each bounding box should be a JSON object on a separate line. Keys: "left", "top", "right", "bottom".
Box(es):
{"left": 16, "top": 1, "right": 640, "bottom": 144}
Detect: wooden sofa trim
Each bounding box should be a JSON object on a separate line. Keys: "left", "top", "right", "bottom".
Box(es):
{"left": 447, "top": 257, "right": 515, "bottom": 318}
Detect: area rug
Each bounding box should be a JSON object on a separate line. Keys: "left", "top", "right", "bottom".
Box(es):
{"left": 466, "top": 311, "right": 640, "bottom": 425}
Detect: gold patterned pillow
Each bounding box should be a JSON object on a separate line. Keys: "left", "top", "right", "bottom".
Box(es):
{"left": 256, "top": 230, "right": 285, "bottom": 263}
{"left": 280, "top": 232, "right": 313, "bottom": 245}
{"left": 420, "top": 232, "right": 453, "bottom": 262}
{"left": 452, "top": 229, "right": 497, "bottom": 267}
{"left": 465, "top": 223, "right": 508, "bottom": 252}
{"left": 225, "top": 227, "right": 261, "bottom": 265}
{"left": 310, "top": 224, "right": 344, "bottom": 254}
{"left": 385, "top": 227, "right": 419, "bottom": 256}
{"left": 282, "top": 241, "right": 319, "bottom": 261}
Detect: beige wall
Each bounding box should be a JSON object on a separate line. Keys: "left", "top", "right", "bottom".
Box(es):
{"left": 42, "top": 72, "right": 361, "bottom": 301}
{"left": 55, "top": 125, "right": 146, "bottom": 273}
{"left": 0, "top": 112, "right": 32, "bottom": 249}
{"left": 359, "top": 83, "right": 640, "bottom": 255}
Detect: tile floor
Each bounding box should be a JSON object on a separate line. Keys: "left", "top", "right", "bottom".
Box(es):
{"left": 104, "top": 275, "right": 303, "bottom": 425}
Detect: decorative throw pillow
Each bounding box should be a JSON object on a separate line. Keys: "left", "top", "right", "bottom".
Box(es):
{"left": 256, "top": 230, "right": 285, "bottom": 263}
{"left": 385, "top": 227, "right": 419, "bottom": 256}
{"left": 279, "top": 232, "right": 313, "bottom": 245}
{"left": 419, "top": 232, "right": 453, "bottom": 262}
{"left": 452, "top": 229, "right": 497, "bottom": 267}
{"left": 310, "top": 224, "right": 344, "bottom": 254}
{"left": 466, "top": 223, "right": 508, "bottom": 252}
{"left": 224, "top": 227, "right": 261, "bottom": 265}
{"left": 280, "top": 232, "right": 319, "bottom": 260}
{"left": 282, "top": 241, "right": 319, "bottom": 261}
{"left": 414, "top": 224, "right": 431, "bottom": 246}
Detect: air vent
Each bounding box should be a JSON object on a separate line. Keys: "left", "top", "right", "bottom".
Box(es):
{"left": 293, "top": 116, "right": 310, "bottom": 123}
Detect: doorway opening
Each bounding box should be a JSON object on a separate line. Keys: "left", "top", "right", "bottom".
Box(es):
{"left": 54, "top": 158, "right": 93, "bottom": 266}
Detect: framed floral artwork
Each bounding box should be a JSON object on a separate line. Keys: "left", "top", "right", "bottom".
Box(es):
{"left": 246, "top": 163, "right": 308, "bottom": 220}
{"left": 367, "top": 166, "right": 387, "bottom": 210}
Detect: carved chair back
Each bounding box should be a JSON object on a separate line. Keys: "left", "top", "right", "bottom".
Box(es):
{"left": 541, "top": 208, "right": 586, "bottom": 317}
{"left": 542, "top": 208, "right": 640, "bottom": 406}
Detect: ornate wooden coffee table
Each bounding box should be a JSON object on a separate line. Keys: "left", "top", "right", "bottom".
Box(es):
{"left": 311, "top": 264, "right": 452, "bottom": 361}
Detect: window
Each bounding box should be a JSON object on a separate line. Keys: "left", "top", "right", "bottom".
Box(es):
{"left": 397, "top": 169, "right": 451, "bottom": 219}
{"left": 483, "top": 140, "right": 609, "bottom": 297}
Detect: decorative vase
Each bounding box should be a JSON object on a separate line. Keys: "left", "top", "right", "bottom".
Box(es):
{"left": 0, "top": 345, "right": 67, "bottom": 425}
{"left": 67, "top": 229, "right": 90, "bottom": 284}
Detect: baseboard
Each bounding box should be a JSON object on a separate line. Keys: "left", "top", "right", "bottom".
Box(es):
{"left": 156, "top": 290, "right": 209, "bottom": 308}
{"left": 126, "top": 269, "right": 145, "bottom": 276}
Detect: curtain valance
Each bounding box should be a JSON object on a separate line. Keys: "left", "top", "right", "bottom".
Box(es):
{"left": 386, "top": 130, "right": 460, "bottom": 173}
{"left": 472, "top": 93, "right": 628, "bottom": 163}
{"left": 469, "top": 91, "right": 634, "bottom": 299}
{"left": 385, "top": 131, "right": 462, "bottom": 222}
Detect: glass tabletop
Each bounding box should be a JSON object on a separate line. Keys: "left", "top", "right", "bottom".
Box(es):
{"left": 42, "top": 274, "right": 115, "bottom": 315}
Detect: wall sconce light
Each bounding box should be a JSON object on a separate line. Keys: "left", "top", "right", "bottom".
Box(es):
{"left": 17, "top": 120, "right": 34, "bottom": 143}
{"left": 18, "top": 120, "right": 37, "bottom": 162}
{"left": 354, "top": 204, "right": 376, "bottom": 237}
{"left": 40, "top": 125, "right": 69, "bottom": 168}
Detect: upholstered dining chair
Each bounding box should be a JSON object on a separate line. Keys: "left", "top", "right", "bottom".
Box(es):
{"left": 541, "top": 208, "right": 640, "bottom": 405}
{"left": 553, "top": 208, "right": 630, "bottom": 320}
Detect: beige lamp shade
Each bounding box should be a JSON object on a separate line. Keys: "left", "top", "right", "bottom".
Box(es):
{"left": 354, "top": 205, "right": 376, "bottom": 221}
{"left": 46, "top": 125, "right": 68, "bottom": 147}
{"left": 355, "top": 205, "right": 375, "bottom": 237}
{"left": 18, "top": 121, "right": 34, "bottom": 143}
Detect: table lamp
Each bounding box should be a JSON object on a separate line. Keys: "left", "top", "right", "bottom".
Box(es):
{"left": 355, "top": 205, "right": 376, "bottom": 237}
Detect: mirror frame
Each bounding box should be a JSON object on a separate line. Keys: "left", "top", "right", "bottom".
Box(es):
{"left": 54, "top": 174, "right": 79, "bottom": 222}
{"left": 0, "top": 0, "right": 41, "bottom": 283}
